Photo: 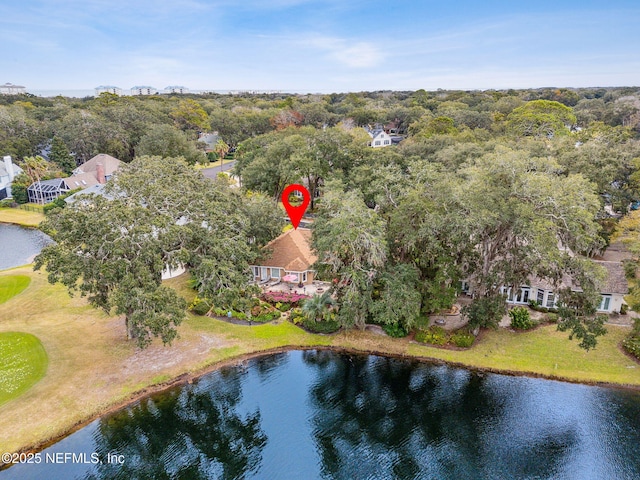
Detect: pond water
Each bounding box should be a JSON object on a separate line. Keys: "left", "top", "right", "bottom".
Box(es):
{"left": 2, "top": 350, "right": 640, "bottom": 480}
{"left": 0, "top": 224, "right": 52, "bottom": 270}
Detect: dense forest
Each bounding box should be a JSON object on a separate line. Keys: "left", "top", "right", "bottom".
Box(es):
{"left": 5, "top": 86, "right": 640, "bottom": 349}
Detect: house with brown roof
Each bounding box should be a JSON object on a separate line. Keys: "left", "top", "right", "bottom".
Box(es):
{"left": 463, "top": 260, "right": 629, "bottom": 313}
{"left": 71, "top": 153, "right": 121, "bottom": 184}
{"left": 250, "top": 228, "right": 317, "bottom": 285}
{"left": 28, "top": 154, "right": 122, "bottom": 203}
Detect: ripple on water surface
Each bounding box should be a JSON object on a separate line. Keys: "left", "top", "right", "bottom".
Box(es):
{"left": 2, "top": 350, "right": 640, "bottom": 480}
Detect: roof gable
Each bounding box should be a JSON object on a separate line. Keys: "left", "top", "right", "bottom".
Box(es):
{"left": 594, "top": 261, "right": 629, "bottom": 295}
{"left": 66, "top": 172, "right": 99, "bottom": 189}
{"left": 527, "top": 260, "right": 629, "bottom": 295}
{"left": 255, "top": 228, "right": 317, "bottom": 271}
{"left": 74, "top": 154, "right": 121, "bottom": 176}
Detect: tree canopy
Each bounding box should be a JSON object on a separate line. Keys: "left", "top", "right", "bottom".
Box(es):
{"left": 5, "top": 86, "right": 639, "bottom": 350}
{"left": 35, "top": 156, "right": 281, "bottom": 347}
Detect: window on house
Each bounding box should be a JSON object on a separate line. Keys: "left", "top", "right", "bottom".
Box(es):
{"left": 375, "top": 140, "right": 381, "bottom": 145}
{"left": 599, "top": 295, "right": 612, "bottom": 311}
{"left": 507, "top": 288, "right": 514, "bottom": 302}
{"left": 515, "top": 288, "right": 529, "bottom": 304}
{"left": 546, "top": 293, "right": 555, "bottom": 308}
{"left": 384, "top": 140, "right": 390, "bottom": 145}
{"left": 253, "top": 266, "right": 259, "bottom": 277}
{"left": 302, "top": 272, "right": 307, "bottom": 283}
{"left": 537, "top": 289, "right": 544, "bottom": 305}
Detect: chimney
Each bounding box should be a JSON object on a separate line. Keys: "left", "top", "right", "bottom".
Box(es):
{"left": 3, "top": 155, "right": 14, "bottom": 181}
{"left": 96, "top": 162, "right": 106, "bottom": 184}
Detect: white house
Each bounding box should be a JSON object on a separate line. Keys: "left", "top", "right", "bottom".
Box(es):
{"left": 0, "top": 155, "right": 23, "bottom": 200}
{"left": 164, "top": 86, "right": 189, "bottom": 94}
{"left": 197, "top": 132, "right": 220, "bottom": 153}
{"left": 94, "top": 86, "right": 122, "bottom": 96}
{"left": 130, "top": 86, "right": 158, "bottom": 96}
{"left": 461, "top": 260, "right": 629, "bottom": 314}
{"left": 364, "top": 127, "right": 393, "bottom": 148}
{"left": 0, "top": 83, "right": 26, "bottom": 95}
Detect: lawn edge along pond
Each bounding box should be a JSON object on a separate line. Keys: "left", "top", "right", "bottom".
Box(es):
{"left": 0, "top": 208, "right": 45, "bottom": 228}
{"left": 1, "top": 267, "right": 640, "bottom": 462}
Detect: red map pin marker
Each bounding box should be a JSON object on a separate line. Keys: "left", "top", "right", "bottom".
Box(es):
{"left": 281, "top": 184, "right": 310, "bottom": 229}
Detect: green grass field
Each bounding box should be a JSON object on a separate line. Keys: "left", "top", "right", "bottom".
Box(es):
{"left": 0, "top": 332, "right": 48, "bottom": 405}
{"left": 0, "top": 208, "right": 45, "bottom": 227}
{"left": 0, "top": 275, "right": 31, "bottom": 304}
{"left": 1, "top": 267, "right": 639, "bottom": 456}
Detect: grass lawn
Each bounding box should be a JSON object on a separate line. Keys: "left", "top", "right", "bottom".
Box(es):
{"left": 0, "top": 332, "right": 48, "bottom": 405}
{"left": 0, "top": 275, "right": 31, "bottom": 304}
{"left": 404, "top": 326, "right": 640, "bottom": 385}
{"left": 1, "top": 267, "right": 639, "bottom": 457}
{"left": 0, "top": 208, "right": 45, "bottom": 227}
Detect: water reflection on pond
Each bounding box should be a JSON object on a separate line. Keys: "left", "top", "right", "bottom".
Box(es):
{"left": 2, "top": 350, "right": 640, "bottom": 479}
{"left": 0, "top": 224, "right": 52, "bottom": 270}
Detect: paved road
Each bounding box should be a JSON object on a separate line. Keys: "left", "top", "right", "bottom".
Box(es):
{"left": 200, "top": 161, "right": 236, "bottom": 179}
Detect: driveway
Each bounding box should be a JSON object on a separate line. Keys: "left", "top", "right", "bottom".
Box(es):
{"left": 200, "top": 161, "right": 236, "bottom": 179}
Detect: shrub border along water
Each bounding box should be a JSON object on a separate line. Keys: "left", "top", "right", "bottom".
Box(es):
{"left": 623, "top": 317, "right": 640, "bottom": 361}
{"left": 414, "top": 326, "right": 475, "bottom": 348}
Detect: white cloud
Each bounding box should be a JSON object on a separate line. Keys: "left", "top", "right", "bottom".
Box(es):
{"left": 303, "top": 36, "right": 382, "bottom": 68}
{"left": 329, "top": 42, "right": 380, "bottom": 68}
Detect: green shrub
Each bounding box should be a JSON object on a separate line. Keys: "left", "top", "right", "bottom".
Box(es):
{"left": 545, "top": 312, "right": 559, "bottom": 323}
{"left": 254, "top": 311, "right": 281, "bottom": 323}
{"left": 450, "top": 332, "right": 475, "bottom": 348}
{"left": 212, "top": 307, "right": 227, "bottom": 317}
{"left": 189, "top": 298, "right": 211, "bottom": 316}
{"left": 10, "top": 184, "right": 28, "bottom": 204}
{"left": 461, "top": 296, "right": 506, "bottom": 330}
{"left": 623, "top": 260, "right": 637, "bottom": 280}
{"left": 231, "top": 311, "right": 247, "bottom": 320}
{"left": 415, "top": 326, "right": 448, "bottom": 345}
{"left": 509, "top": 306, "right": 536, "bottom": 330}
{"left": 382, "top": 323, "right": 409, "bottom": 338}
{"left": 302, "top": 318, "right": 340, "bottom": 334}
{"left": 290, "top": 308, "right": 304, "bottom": 325}
{"left": 622, "top": 336, "right": 640, "bottom": 359}
{"left": 620, "top": 303, "right": 629, "bottom": 315}
{"left": 277, "top": 302, "right": 291, "bottom": 312}
{"left": 528, "top": 299, "right": 548, "bottom": 313}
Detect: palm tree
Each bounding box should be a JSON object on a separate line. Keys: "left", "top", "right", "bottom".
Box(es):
{"left": 302, "top": 291, "right": 335, "bottom": 323}
{"left": 214, "top": 139, "right": 230, "bottom": 169}
{"left": 21, "top": 156, "right": 49, "bottom": 204}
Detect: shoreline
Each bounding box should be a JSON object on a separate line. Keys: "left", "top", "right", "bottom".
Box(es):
{"left": 0, "top": 209, "right": 45, "bottom": 228}
{"left": 0, "top": 220, "right": 40, "bottom": 229}
{"left": 4, "top": 339, "right": 640, "bottom": 467}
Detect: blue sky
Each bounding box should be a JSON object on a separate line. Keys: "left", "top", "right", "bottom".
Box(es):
{"left": 1, "top": 0, "right": 639, "bottom": 93}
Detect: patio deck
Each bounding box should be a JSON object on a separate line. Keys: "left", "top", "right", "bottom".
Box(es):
{"left": 259, "top": 280, "right": 332, "bottom": 297}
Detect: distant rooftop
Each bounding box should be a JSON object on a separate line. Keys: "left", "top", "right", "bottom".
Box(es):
{"left": 0, "top": 83, "right": 27, "bottom": 94}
